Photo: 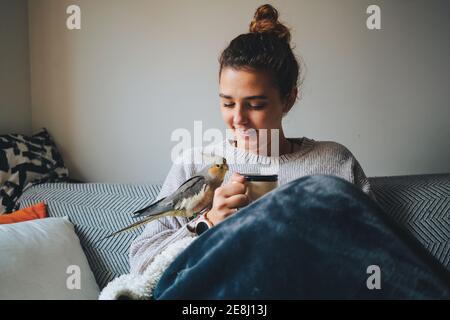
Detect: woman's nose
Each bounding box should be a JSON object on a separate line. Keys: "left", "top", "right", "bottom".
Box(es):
{"left": 233, "top": 105, "right": 248, "bottom": 125}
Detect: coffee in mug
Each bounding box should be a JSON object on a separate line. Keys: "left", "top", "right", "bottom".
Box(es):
{"left": 242, "top": 174, "right": 278, "bottom": 202}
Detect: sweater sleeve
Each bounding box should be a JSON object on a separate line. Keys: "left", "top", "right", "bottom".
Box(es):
{"left": 322, "top": 141, "right": 376, "bottom": 201}
{"left": 351, "top": 156, "right": 377, "bottom": 201}
{"left": 129, "top": 159, "right": 197, "bottom": 275}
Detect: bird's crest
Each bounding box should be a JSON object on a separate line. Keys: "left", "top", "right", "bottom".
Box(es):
{"left": 201, "top": 153, "right": 226, "bottom": 166}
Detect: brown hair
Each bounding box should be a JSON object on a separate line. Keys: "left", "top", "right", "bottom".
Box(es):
{"left": 219, "top": 4, "right": 302, "bottom": 103}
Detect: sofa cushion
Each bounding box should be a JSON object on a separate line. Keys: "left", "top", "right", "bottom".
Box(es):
{"left": 0, "top": 128, "right": 68, "bottom": 214}
{"left": 0, "top": 201, "right": 47, "bottom": 224}
{"left": 369, "top": 173, "right": 450, "bottom": 270}
{"left": 17, "top": 182, "right": 161, "bottom": 289}
{"left": 0, "top": 217, "right": 99, "bottom": 299}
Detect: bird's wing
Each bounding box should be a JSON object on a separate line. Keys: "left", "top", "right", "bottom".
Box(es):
{"left": 170, "top": 175, "right": 206, "bottom": 206}
{"left": 176, "top": 174, "right": 205, "bottom": 192}
{"left": 132, "top": 196, "right": 167, "bottom": 216}
{"left": 133, "top": 175, "right": 203, "bottom": 217}
{"left": 134, "top": 175, "right": 206, "bottom": 218}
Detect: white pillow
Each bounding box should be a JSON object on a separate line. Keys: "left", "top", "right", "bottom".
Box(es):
{"left": 0, "top": 217, "right": 100, "bottom": 299}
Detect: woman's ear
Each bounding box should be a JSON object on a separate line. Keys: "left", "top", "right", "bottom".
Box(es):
{"left": 282, "top": 87, "right": 298, "bottom": 114}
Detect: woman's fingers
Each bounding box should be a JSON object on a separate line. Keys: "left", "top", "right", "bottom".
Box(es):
{"left": 225, "top": 194, "right": 250, "bottom": 210}
{"left": 215, "top": 181, "right": 246, "bottom": 198}
{"left": 231, "top": 172, "right": 246, "bottom": 184}
{"left": 215, "top": 194, "right": 249, "bottom": 219}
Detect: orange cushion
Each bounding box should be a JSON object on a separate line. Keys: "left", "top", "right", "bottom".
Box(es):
{"left": 0, "top": 202, "right": 47, "bottom": 224}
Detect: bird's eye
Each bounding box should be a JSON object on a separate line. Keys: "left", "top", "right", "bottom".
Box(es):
{"left": 216, "top": 164, "right": 220, "bottom": 167}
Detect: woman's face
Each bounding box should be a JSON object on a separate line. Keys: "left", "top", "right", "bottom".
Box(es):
{"left": 219, "top": 67, "right": 293, "bottom": 152}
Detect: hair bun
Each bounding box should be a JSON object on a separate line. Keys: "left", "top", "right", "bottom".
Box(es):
{"left": 249, "top": 4, "right": 291, "bottom": 43}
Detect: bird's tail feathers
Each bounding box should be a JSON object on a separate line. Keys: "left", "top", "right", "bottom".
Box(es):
{"left": 97, "top": 211, "right": 181, "bottom": 243}
{"left": 97, "top": 216, "right": 160, "bottom": 243}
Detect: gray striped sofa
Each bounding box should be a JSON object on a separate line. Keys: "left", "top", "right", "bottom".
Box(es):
{"left": 17, "top": 173, "right": 450, "bottom": 290}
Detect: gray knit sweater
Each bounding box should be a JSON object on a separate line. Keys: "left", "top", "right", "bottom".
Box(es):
{"left": 129, "top": 137, "right": 373, "bottom": 274}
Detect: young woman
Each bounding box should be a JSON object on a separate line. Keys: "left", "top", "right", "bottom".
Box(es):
{"left": 129, "top": 5, "right": 450, "bottom": 299}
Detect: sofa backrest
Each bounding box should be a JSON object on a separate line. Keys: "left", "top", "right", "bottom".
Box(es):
{"left": 370, "top": 173, "right": 450, "bottom": 271}
{"left": 16, "top": 173, "right": 450, "bottom": 289}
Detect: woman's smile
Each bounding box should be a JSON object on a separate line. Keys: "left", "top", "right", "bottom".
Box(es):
{"left": 235, "top": 128, "right": 257, "bottom": 139}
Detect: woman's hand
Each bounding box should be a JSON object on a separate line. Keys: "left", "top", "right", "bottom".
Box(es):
{"left": 206, "top": 172, "right": 250, "bottom": 226}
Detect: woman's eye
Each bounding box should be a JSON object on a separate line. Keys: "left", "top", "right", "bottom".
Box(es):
{"left": 222, "top": 103, "right": 264, "bottom": 109}
{"left": 249, "top": 104, "right": 265, "bottom": 109}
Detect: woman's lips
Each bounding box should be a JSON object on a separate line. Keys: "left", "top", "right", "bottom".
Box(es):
{"left": 235, "top": 128, "right": 257, "bottom": 139}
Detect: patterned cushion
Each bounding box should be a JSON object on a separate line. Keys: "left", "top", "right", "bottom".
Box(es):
{"left": 0, "top": 128, "right": 68, "bottom": 214}
{"left": 17, "top": 182, "right": 161, "bottom": 289}
{"left": 370, "top": 174, "right": 450, "bottom": 270}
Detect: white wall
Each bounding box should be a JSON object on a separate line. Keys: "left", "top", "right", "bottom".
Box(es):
{"left": 28, "top": 0, "right": 450, "bottom": 184}
{"left": 0, "top": 0, "right": 31, "bottom": 135}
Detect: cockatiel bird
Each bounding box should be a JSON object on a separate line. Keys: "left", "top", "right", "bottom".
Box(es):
{"left": 101, "top": 155, "right": 228, "bottom": 240}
